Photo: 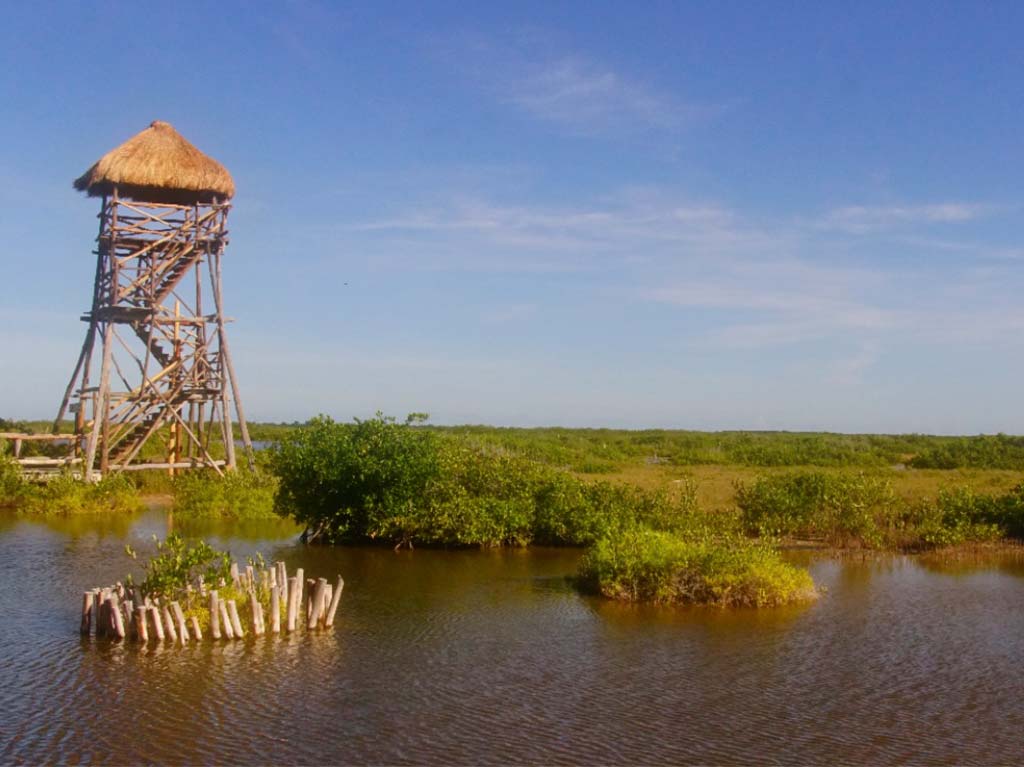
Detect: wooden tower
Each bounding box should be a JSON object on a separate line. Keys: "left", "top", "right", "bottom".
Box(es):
{"left": 54, "top": 121, "right": 254, "bottom": 479}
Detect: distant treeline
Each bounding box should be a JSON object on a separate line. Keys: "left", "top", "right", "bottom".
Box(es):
{"left": 9, "top": 418, "right": 1024, "bottom": 471}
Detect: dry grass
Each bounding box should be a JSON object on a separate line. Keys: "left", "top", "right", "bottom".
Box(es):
{"left": 577, "top": 462, "right": 1023, "bottom": 510}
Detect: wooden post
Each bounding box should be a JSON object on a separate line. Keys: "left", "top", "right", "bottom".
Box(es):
{"left": 210, "top": 591, "right": 221, "bottom": 639}
{"left": 230, "top": 562, "right": 239, "bottom": 587}
{"left": 97, "top": 589, "right": 110, "bottom": 638}
{"left": 171, "top": 602, "right": 188, "bottom": 644}
{"left": 325, "top": 576, "right": 345, "bottom": 628}
{"left": 245, "top": 565, "right": 255, "bottom": 590}
{"left": 97, "top": 600, "right": 107, "bottom": 639}
{"left": 135, "top": 607, "right": 149, "bottom": 642}
{"left": 81, "top": 591, "right": 94, "bottom": 636}
{"left": 227, "top": 600, "right": 244, "bottom": 638}
{"left": 286, "top": 576, "right": 298, "bottom": 632}
{"left": 305, "top": 579, "right": 317, "bottom": 624}
{"left": 189, "top": 616, "right": 202, "bottom": 641}
{"left": 110, "top": 596, "right": 126, "bottom": 639}
{"left": 310, "top": 578, "right": 327, "bottom": 629}
{"left": 294, "top": 569, "right": 304, "bottom": 626}
{"left": 210, "top": 249, "right": 255, "bottom": 470}
{"left": 125, "top": 599, "right": 134, "bottom": 638}
{"left": 277, "top": 562, "right": 288, "bottom": 608}
{"left": 249, "top": 591, "right": 261, "bottom": 635}
{"left": 162, "top": 605, "right": 178, "bottom": 643}
{"left": 150, "top": 606, "right": 165, "bottom": 641}
{"left": 270, "top": 585, "right": 281, "bottom": 634}
{"left": 219, "top": 600, "right": 234, "bottom": 639}
{"left": 168, "top": 300, "right": 181, "bottom": 476}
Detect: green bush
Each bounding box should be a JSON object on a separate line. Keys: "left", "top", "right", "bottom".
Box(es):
{"left": 271, "top": 413, "right": 734, "bottom": 548}
{"left": 736, "top": 471, "right": 899, "bottom": 547}
{"left": 127, "top": 533, "right": 232, "bottom": 599}
{"left": 735, "top": 471, "right": 1024, "bottom": 550}
{"left": 0, "top": 447, "right": 27, "bottom": 508}
{"left": 578, "top": 527, "right": 817, "bottom": 607}
{"left": 908, "top": 434, "right": 1024, "bottom": 470}
{"left": 172, "top": 469, "right": 279, "bottom": 519}
{"left": 22, "top": 472, "right": 143, "bottom": 515}
{"left": 905, "top": 486, "right": 1010, "bottom": 548}
{"left": 272, "top": 413, "right": 442, "bottom": 542}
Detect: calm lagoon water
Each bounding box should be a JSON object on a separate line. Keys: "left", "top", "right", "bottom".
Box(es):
{"left": 2, "top": 509, "right": 1024, "bottom": 765}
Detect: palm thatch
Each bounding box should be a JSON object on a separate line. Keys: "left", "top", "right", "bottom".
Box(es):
{"left": 74, "top": 121, "right": 235, "bottom": 204}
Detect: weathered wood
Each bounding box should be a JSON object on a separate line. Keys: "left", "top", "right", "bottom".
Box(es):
{"left": 306, "top": 578, "right": 317, "bottom": 624}
{"left": 125, "top": 599, "right": 134, "bottom": 637}
{"left": 294, "top": 568, "right": 304, "bottom": 627}
{"left": 162, "top": 605, "right": 178, "bottom": 643}
{"left": 60, "top": 195, "right": 246, "bottom": 474}
{"left": 135, "top": 607, "right": 149, "bottom": 642}
{"left": 230, "top": 562, "right": 239, "bottom": 587}
{"left": 189, "top": 616, "right": 202, "bottom": 641}
{"left": 219, "top": 600, "right": 234, "bottom": 639}
{"left": 92, "top": 589, "right": 103, "bottom": 637}
{"left": 210, "top": 249, "right": 255, "bottom": 470}
{"left": 110, "top": 596, "right": 126, "bottom": 639}
{"left": 150, "top": 606, "right": 165, "bottom": 641}
{"left": 325, "top": 576, "right": 345, "bottom": 628}
{"left": 286, "top": 576, "right": 298, "bottom": 632}
{"left": 171, "top": 602, "right": 188, "bottom": 644}
{"left": 277, "top": 562, "right": 288, "bottom": 608}
{"left": 226, "top": 599, "right": 244, "bottom": 638}
{"left": 81, "top": 591, "right": 94, "bottom": 636}
{"left": 310, "top": 578, "right": 327, "bottom": 628}
{"left": 209, "top": 591, "right": 221, "bottom": 639}
{"left": 245, "top": 565, "right": 255, "bottom": 590}
{"left": 249, "top": 591, "right": 262, "bottom": 636}
{"left": 97, "top": 589, "right": 111, "bottom": 638}
{"left": 270, "top": 585, "right": 281, "bottom": 634}
{"left": 118, "top": 460, "right": 227, "bottom": 471}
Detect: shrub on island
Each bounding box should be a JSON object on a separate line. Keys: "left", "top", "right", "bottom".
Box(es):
{"left": 578, "top": 526, "right": 817, "bottom": 607}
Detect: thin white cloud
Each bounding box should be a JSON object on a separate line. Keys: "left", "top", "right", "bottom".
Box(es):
{"left": 820, "top": 203, "right": 1000, "bottom": 233}
{"left": 432, "top": 32, "right": 717, "bottom": 136}
{"left": 505, "top": 57, "right": 690, "bottom": 133}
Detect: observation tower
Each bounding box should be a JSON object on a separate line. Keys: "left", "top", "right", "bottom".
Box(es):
{"left": 54, "top": 121, "right": 254, "bottom": 479}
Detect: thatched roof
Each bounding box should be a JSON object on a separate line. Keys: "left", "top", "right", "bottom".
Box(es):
{"left": 73, "top": 121, "right": 235, "bottom": 204}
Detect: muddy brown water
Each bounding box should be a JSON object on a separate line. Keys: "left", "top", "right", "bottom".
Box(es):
{"left": 2, "top": 510, "right": 1024, "bottom": 765}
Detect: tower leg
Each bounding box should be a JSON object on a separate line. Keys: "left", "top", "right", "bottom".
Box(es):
{"left": 209, "top": 251, "right": 254, "bottom": 471}
{"left": 84, "top": 321, "right": 113, "bottom": 481}
{"left": 53, "top": 324, "right": 95, "bottom": 433}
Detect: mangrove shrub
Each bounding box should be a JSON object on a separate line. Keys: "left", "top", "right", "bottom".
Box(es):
{"left": 578, "top": 527, "right": 817, "bottom": 607}
{"left": 172, "top": 469, "right": 279, "bottom": 519}
{"left": 270, "top": 414, "right": 714, "bottom": 547}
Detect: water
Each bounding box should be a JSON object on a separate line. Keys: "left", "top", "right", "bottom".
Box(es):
{"left": 2, "top": 510, "right": 1024, "bottom": 765}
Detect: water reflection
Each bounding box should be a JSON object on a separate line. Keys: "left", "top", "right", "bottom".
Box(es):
{"left": 169, "top": 512, "right": 302, "bottom": 542}
{"left": 3, "top": 510, "right": 1024, "bottom": 765}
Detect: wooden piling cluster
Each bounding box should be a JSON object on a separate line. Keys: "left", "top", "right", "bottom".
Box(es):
{"left": 79, "top": 561, "right": 344, "bottom": 645}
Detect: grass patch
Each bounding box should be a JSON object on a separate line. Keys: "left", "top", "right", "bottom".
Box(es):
{"left": 171, "top": 470, "right": 279, "bottom": 519}
{"left": 578, "top": 526, "right": 817, "bottom": 607}
{"left": 21, "top": 472, "right": 143, "bottom": 515}
{"left": 736, "top": 470, "right": 1023, "bottom": 550}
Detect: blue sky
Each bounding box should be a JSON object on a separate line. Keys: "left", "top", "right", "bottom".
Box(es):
{"left": 2, "top": 2, "right": 1023, "bottom": 433}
